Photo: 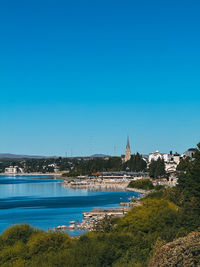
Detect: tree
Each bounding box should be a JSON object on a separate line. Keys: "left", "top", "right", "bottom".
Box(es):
{"left": 128, "top": 179, "right": 154, "bottom": 190}
{"left": 177, "top": 157, "right": 191, "bottom": 171}
{"left": 94, "top": 215, "right": 118, "bottom": 233}
{"left": 149, "top": 158, "right": 166, "bottom": 179}
{"left": 123, "top": 153, "right": 147, "bottom": 172}
{"left": 178, "top": 143, "right": 200, "bottom": 200}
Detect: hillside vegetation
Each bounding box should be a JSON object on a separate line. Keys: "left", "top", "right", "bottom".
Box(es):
{"left": 149, "top": 232, "right": 200, "bottom": 267}
{"left": 0, "top": 143, "right": 200, "bottom": 266}
{"left": 128, "top": 178, "right": 154, "bottom": 190}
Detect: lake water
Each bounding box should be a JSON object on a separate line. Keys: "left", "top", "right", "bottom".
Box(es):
{"left": 0, "top": 175, "right": 139, "bottom": 235}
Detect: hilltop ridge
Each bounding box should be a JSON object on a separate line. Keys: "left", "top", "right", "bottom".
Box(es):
{"left": 0, "top": 153, "right": 57, "bottom": 159}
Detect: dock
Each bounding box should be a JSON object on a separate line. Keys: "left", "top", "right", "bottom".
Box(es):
{"left": 83, "top": 207, "right": 129, "bottom": 219}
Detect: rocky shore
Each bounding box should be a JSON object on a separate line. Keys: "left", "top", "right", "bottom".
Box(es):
{"left": 54, "top": 178, "right": 151, "bottom": 233}
{"left": 126, "top": 187, "right": 152, "bottom": 194}
{"left": 63, "top": 179, "right": 130, "bottom": 191}
{"left": 63, "top": 179, "right": 151, "bottom": 195}
{"left": 54, "top": 201, "right": 141, "bottom": 232}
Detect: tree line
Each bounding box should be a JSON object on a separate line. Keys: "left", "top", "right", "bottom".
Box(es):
{"left": 0, "top": 153, "right": 169, "bottom": 178}
{"left": 67, "top": 153, "right": 147, "bottom": 176}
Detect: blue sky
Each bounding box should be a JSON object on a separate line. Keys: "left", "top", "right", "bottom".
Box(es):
{"left": 0, "top": 0, "right": 200, "bottom": 156}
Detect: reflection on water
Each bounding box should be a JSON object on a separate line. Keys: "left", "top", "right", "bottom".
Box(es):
{"left": 0, "top": 175, "right": 139, "bottom": 235}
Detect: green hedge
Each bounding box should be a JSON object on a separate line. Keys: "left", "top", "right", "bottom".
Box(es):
{"left": 128, "top": 179, "right": 154, "bottom": 190}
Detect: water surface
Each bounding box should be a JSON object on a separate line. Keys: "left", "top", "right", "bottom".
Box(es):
{"left": 0, "top": 175, "right": 139, "bottom": 235}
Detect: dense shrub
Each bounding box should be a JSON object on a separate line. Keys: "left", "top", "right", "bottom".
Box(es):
{"left": 149, "top": 232, "right": 200, "bottom": 267}
{"left": 128, "top": 179, "right": 154, "bottom": 190}
{"left": 1, "top": 224, "right": 40, "bottom": 246}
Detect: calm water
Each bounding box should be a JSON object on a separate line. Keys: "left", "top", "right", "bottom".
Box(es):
{"left": 0, "top": 175, "right": 139, "bottom": 235}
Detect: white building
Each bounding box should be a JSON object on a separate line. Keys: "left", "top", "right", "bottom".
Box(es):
{"left": 149, "top": 151, "right": 181, "bottom": 174}
{"left": 165, "top": 162, "right": 177, "bottom": 173}
{"left": 47, "top": 163, "right": 59, "bottom": 172}
{"left": 148, "top": 150, "right": 169, "bottom": 162}
{"left": 173, "top": 154, "right": 181, "bottom": 165}
{"left": 5, "top": 166, "right": 22, "bottom": 174}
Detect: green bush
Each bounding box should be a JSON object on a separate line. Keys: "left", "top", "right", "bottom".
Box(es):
{"left": 1, "top": 224, "right": 40, "bottom": 246}
{"left": 128, "top": 179, "right": 154, "bottom": 190}
{"left": 27, "top": 231, "right": 71, "bottom": 255}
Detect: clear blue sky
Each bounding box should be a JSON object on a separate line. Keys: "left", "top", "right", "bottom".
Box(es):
{"left": 0, "top": 0, "right": 200, "bottom": 156}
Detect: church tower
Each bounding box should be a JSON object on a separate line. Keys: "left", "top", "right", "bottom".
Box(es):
{"left": 124, "top": 136, "right": 131, "bottom": 162}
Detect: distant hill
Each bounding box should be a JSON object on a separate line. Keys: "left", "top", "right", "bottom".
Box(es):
{"left": 0, "top": 153, "right": 55, "bottom": 159}
{"left": 90, "top": 154, "right": 110, "bottom": 158}
{"left": 0, "top": 153, "right": 110, "bottom": 159}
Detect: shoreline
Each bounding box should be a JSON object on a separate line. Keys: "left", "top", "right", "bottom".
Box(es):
{"left": 0, "top": 173, "right": 62, "bottom": 176}
{"left": 126, "top": 187, "right": 151, "bottom": 194}
{"left": 63, "top": 179, "right": 151, "bottom": 194}
{"left": 1, "top": 174, "right": 148, "bottom": 235}
{"left": 63, "top": 179, "right": 130, "bottom": 191}
{"left": 55, "top": 189, "right": 144, "bottom": 232}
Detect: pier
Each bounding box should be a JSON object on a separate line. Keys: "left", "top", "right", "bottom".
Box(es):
{"left": 83, "top": 207, "right": 129, "bottom": 219}
{"left": 76, "top": 207, "right": 129, "bottom": 231}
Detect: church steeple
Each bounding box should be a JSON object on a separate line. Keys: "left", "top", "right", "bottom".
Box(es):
{"left": 125, "top": 136, "right": 131, "bottom": 162}
{"left": 126, "top": 136, "right": 130, "bottom": 149}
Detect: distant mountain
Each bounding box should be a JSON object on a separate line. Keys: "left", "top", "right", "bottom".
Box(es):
{"left": 90, "top": 154, "right": 110, "bottom": 158}
{"left": 0, "top": 153, "right": 110, "bottom": 159}
{"left": 0, "top": 153, "right": 56, "bottom": 159}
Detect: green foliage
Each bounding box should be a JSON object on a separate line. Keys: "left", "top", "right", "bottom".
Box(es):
{"left": 123, "top": 153, "right": 147, "bottom": 172}
{"left": 0, "top": 241, "right": 27, "bottom": 266}
{"left": 67, "top": 154, "right": 147, "bottom": 176}
{"left": 128, "top": 179, "right": 154, "bottom": 190}
{"left": 177, "top": 157, "right": 191, "bottom": 171}
{"left": 178, "top": 145, "right": 200, "bottom": 200}
{"left": 69, "top": 232, "right": 135, "bottom": 267}
{"left": 27, "top": 231, "right": 71, "bottom": 255}
{"left": 94, "top": 215, "right": 118, "bottom": 233}
{"left": 1, "top": 224, "right": 40, "bottom": 246}
{"left": 65, "top": 157, "right": 123, "bottom": 176}
{"left": 116, "top": 199, "right": 177, "bottom": 236}
{"left": 176, "top": 143, "right": 200, "bottom": 232}
{"left": 149, "top": 158, "right": 166, "bottom": 179}
{"left": 149, "top": 232, "right": 200, "bottom": 267}
{"left": 154, "top": 184, "right": 165, "bottom": 191}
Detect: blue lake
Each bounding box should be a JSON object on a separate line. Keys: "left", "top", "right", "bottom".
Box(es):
{"left": 0, "top": 175, "right": 139, "bottom": 235}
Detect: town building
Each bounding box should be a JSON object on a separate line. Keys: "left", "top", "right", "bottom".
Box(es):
{"left": 165, "top": 162, "right": 177, "bottom": 173}
{"left": 121, "top": 136, "right": 131, "bottom": 162}
{"left": 148, "top": 150, "right": 182, "bottom": 174}
{"left": 5, "top": 166, "right": 23, "bottom": 174}
{"left": 148, "top": 150, "right": 169, "bottom": 162}
{"left": 182, "top": 148, "right": 196, "bottom": 158}
{"left": 173, "top": 153, "right": 181, "bottom": 165}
